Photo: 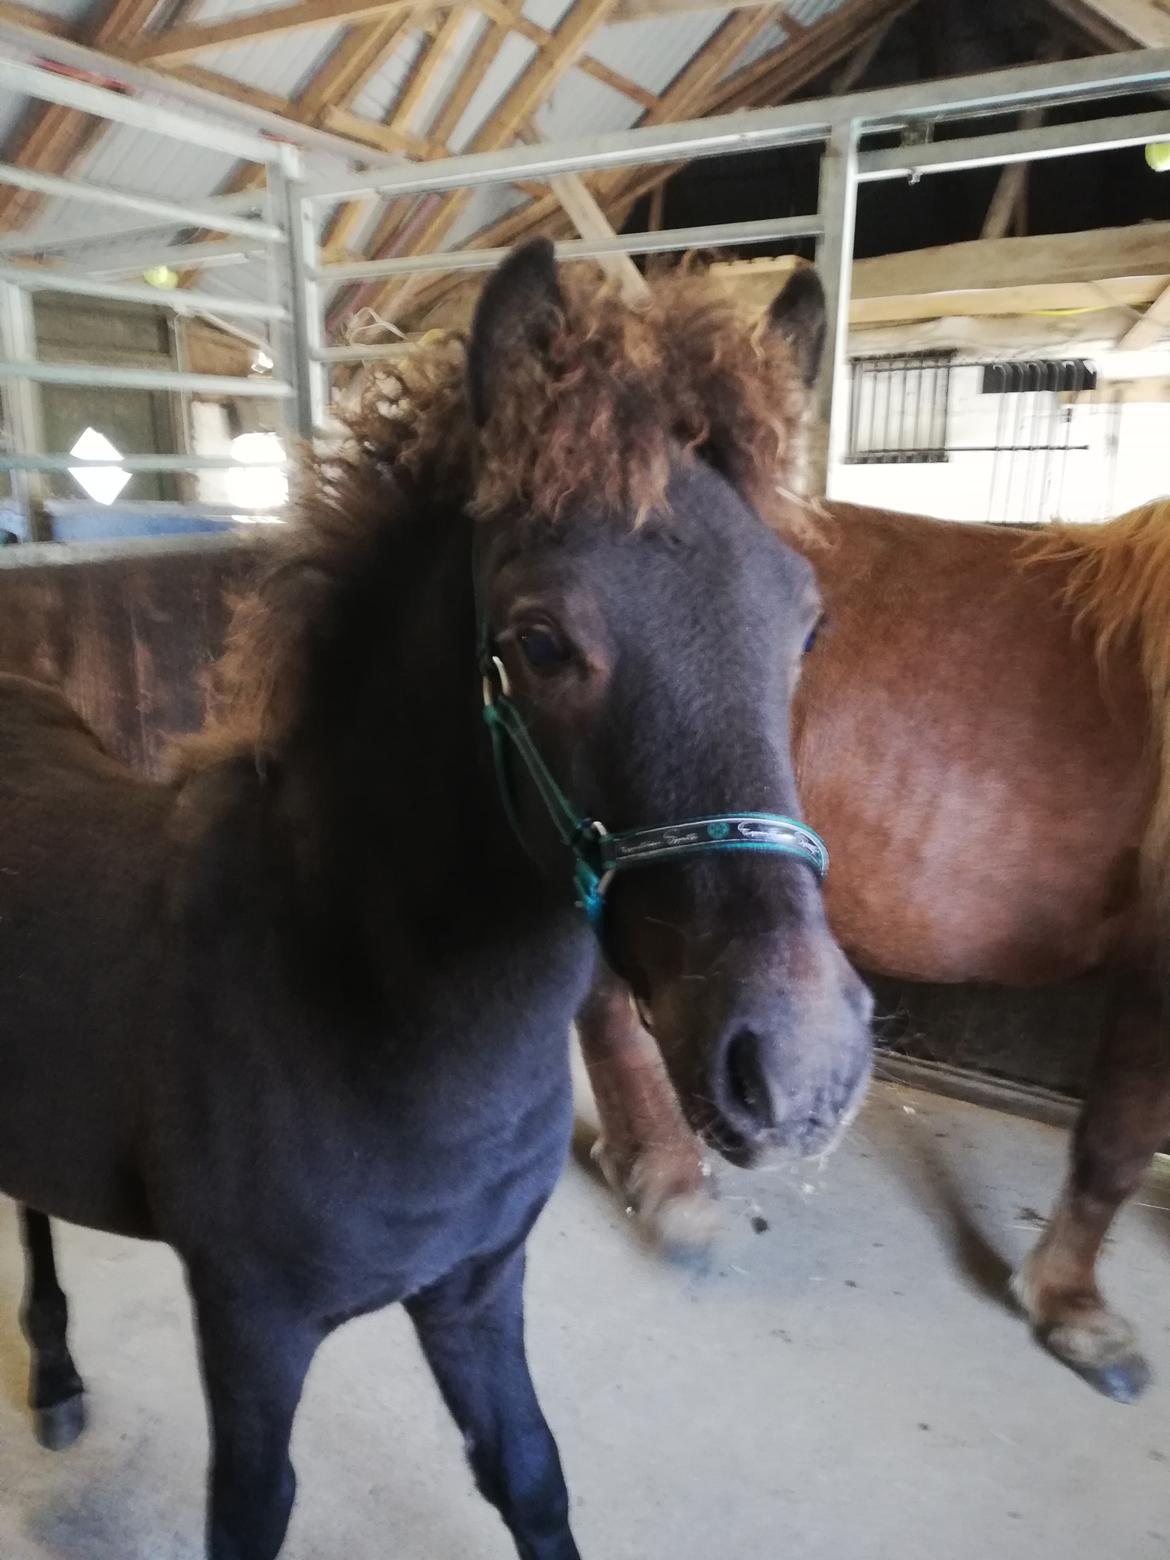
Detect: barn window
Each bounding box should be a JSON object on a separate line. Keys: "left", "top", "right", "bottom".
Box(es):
{"left": 846, "top": 352, "right": 953, "bottom": 464}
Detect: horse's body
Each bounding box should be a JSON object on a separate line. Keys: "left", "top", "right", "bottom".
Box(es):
{"left": 580, "top": 493, "right": 1170, "bottom": 1404}
{"left": 1, "top": 244, "right": 869, "bottom": 1558}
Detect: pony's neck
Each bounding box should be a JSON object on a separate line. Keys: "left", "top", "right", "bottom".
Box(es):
{"left": 276, "top": 501, "right": 567, "bottom": 974}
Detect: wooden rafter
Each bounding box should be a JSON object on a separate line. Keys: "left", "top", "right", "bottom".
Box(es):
{"left": 386, "top": 0, "right": 915, "bottom": 331}
{"left": 336, "top": 0, "right": 621, "bottom": 326}
{"left": 0, "top": 0, "right": 161, "bottom": 231}
{"left": 130, "top": 0, "right": 443, "bottom": 65}
{"left": 476, "top": 1, "right": 658, "bottom": 109}
{"left": 1119, "top": 280, "right": 1170, "bottom": 350}
{"left": 359, "top": 3, "right": 773, "bottom": 322}
{"left": 1066, "top": 0, "right": 1170, "bottom": 45}
{"left": 321, "top": 1, "right": 523, "bottom": 274}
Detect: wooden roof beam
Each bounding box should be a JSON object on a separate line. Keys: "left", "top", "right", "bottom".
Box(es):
{"left": 333, "top": 0, "right": 619, "bottom": 329}
{"left": 476, "top": 1, "right": 657, "bottom": 109}
{"left": 0, "top": 0, "right": 162, "bottom": 231}
{"left": 1060, "top": 0, "right": 1170, "bottom": 46}
{"left": 131, "top": 0, "right": 445, "bottom": 64}
{"left": 387, "top": 0, "right": 905, "bottom": 329}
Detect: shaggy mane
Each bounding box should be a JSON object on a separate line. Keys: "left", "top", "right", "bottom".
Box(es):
{"left": 1026, "top": 498, "right": 1170, "bottom": 915}
{"left": 183, "top": 264, "right": 819, "bottom": 768}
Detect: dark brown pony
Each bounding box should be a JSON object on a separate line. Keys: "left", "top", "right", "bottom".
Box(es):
{"left": 0, "top": 241, "right": 870, "bottom": 1559}
{"left": 580, "top": 486, "right": 1170, "bottom": 1404}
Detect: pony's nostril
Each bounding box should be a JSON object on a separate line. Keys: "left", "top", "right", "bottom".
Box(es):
{"left": 724, "top": 1030, "right": 777, "bottom": 1129}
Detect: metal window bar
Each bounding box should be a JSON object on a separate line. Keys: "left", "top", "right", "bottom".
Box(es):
{"left": 846, "top": 353, "right": 953, "bottom": 464}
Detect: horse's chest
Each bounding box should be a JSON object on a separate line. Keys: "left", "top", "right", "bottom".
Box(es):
{"left": 176, "top": 1050, "right": 575, "bottom": 1317}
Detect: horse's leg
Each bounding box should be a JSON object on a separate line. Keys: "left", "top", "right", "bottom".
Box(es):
{"left": 406, "top": 1248, "right": 579, "bottom": 1560}
{"left": 577, "top": 963, "right": 719, "bottom": 1255}
{"left": 1013, "top": 975, "right": 1170, "bottom": 1402}
{"left": 18, "top": 1207, "right": 86, "bottom": 1450}
{"left": 191, "top": 1272, "right": 321, "bottom": 1560}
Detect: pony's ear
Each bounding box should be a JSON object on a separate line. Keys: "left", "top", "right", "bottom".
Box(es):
{"left": 766, "top": 267, "right": 826, "bottom": 389}
{"left": 467, "top": 237, "right": 565, "bottom": 427}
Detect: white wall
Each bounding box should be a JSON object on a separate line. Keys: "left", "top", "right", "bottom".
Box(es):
{"left": 830, "top": 357, "right": 1168, "bottom": 525}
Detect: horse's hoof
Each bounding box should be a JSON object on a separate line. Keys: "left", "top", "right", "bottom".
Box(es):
{"left": 35, "top": 1393, "right": 86, "bottom": 1451}
{"left": 1043, "top": 1311, "right": 1151, "bottom": 1403}
{"left": 591, "top": 1137, "right": 722, "bottom": 1260}
{"left": 1074, "top": 1355, "right": 1152, "bottom": 1404}
{"left": 651, "top": 1189, "right": 723, "bottom": 1269}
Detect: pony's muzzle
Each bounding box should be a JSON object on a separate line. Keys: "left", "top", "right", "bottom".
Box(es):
{"left": 707, "top": 973, "right": 873, "bottom": 1162}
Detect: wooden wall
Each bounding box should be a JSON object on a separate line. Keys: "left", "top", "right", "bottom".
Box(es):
{"left": 0, "top": 538, "right": 257, "bottom": 777}
{"left": 0, "top": 534, "right": 1102, "bottom": 1116}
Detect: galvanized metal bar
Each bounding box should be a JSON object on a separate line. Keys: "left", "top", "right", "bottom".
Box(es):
{"left": 0, "top": 162, "right": 285, "bottom": 243}
{"left": 304, "top": 47, "right": 1170, "bottom": 203}
{"left": 0, "top": 55, "right": 280, "bottom": 166}
{"left": 270, "top": 150, "right": 326, "bottom": 442}
{"left": 0, "top": 454, "right": 291, "bottom": 473}
{"left": 858, "top": 107, "right": 1170, "bottom": 181}
{"left": 0, "top": 361, "right": 293, "bottom": 398}
{"left": 811, "top": 126, "right": 859, "bottom": 498}
{"left": 44, "top": 499, "right": 284, "bottom": 520}
{"left": 0, "top": 280, "right": 50, "bottom": 542}
{"left": 315, "top": 213, "right": 824, "bottom": 284}
{"left": 85, "top": 241, "right": 269, "bottom": 277}
{"left": 0, "top": 190, "right": 271, "bottom": 259}
{"left": 0, "top": 16, "right": 407, "bottom": 168}
{"left": 0, "top": 265, "right": 288, "bottom": 320}
{"left": 313, "top": 343, "right": 413, "bottom": 364}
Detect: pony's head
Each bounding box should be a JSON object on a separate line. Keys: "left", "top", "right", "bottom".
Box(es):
{"left": 467, "top": 241, "right": 870, "bottom": 1164}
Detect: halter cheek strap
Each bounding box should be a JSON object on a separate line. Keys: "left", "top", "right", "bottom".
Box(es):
{"left": 480, "top": 651, "right": 828, "bottom": 935}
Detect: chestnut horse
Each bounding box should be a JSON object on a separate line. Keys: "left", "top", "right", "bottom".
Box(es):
{"left": 579, "top": 484, "right": 1170, "bottom": 1404}
{"left": 1, "top": 242, "right": 870, "bottom": 1559}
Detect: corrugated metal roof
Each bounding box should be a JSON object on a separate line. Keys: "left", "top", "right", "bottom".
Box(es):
{"left": 199, "top": 30, "right": 343, "bottom": 99}
{"left": 586, "top": 12, "right": 724, "bottom": 96}
{"left": 1, "top": 0, "right": 861, "bottom": 292}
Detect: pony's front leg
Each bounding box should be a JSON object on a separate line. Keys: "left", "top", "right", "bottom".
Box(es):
{"left": 577, "top": 964, "right": 719, "bottom": 1257}
{"left": 190, "top": 1269, "right": 321, "bottom": 1560}
{"left": 1013, "top": 975, "right": 1170, "bottom": 1402}
{"left": 406, "top": 1247, "right": 580, "bottom": 1560}
{"left": 18, "top": 1207, "right": 87, "bottom": 1449}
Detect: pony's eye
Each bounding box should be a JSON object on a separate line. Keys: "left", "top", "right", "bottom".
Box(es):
{"left": 517, "top": 624, "right": 570, "bottom": 672}
{"left": 803, "top": 614, "right": 826, "bottom": 655}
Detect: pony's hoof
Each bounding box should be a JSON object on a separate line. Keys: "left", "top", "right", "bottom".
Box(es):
{"left": 650, "top": 1189, "right": 723, "bottom": 1269}
{"left": 1043, "top": 1310, "right": 1151, "bottom": 1403}
{"left": 1075, "top": 1356, "right": 1152, "bottom": 1404}
{"left": 35, "top": 1393, "right": 86, "bottom": 1451}
{"left": 591, "top": 1137, "right": 722, "bottom": 1259}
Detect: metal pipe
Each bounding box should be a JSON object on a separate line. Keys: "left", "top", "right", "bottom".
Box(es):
{"left": 858, "top": 107, "right": 1170, "bottom": 181}
{"left": 0, "top": 55, "right": 280, "bottom": 167}
{"left": 0, "top": 20, "right": 404, "bottom": 168}
{"left": 0, "top": 266, "right": 288, "bottom": 320}
{"left": 0, "top": 454, "right": 291, "bottom": 472}
{"left": 83, "top": 240, "right": 270, "bottom": 277}
{"left": 812, "top": 125, "right": 859, "bottom": 496}
{"left": 316, "top": 214, "right": 824, "bottom": 284}
{"left": 0, "top": 362, "right": 293, "bottom": 398}
{"left": 0, "top": 162, "right": 284, "bottom": 243}
{"left": 0, "top": 189, "right": 271, "bottom": 258}
{"left": 0, "top": 280, "right": 50, "bottom": 542}
{"left": 304, "top": 47, "right": 1170, "bottom": 203}
{"left": 276, "top": 162, "right": 327, "bottom": 441}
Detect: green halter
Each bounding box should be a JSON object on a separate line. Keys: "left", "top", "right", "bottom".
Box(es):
{"left": 477, "top": 644, "right": 828, "bottom": 935}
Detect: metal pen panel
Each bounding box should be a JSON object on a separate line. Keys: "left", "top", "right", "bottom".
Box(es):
{"left": 0, "top": 267, "right": 288, "bottom": 322}
{"left": 0, "top": 362, "right": 293, "bottom": 399}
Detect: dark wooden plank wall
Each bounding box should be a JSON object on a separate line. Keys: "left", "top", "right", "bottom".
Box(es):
{"left": 0, "top": 539, "right": 257, "bottom": 778}
{"left": 0, "top": 537, "right": 1105, "bottom": 1111}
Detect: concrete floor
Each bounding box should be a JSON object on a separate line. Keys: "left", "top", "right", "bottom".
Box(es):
{"left": 1, "top": 1080, "right": 1168, "bottom": 1560}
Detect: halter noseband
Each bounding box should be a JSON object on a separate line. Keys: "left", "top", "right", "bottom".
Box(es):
{"left": 478, "top": 641, "right": 828, "bottom": 936}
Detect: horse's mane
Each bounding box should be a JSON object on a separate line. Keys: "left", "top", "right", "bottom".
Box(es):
{"left": 1026, "top": 497, "right": 1170, "bottom": 917}
{"left": 185, "top": 264, "right": 818, "bottom": 768}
